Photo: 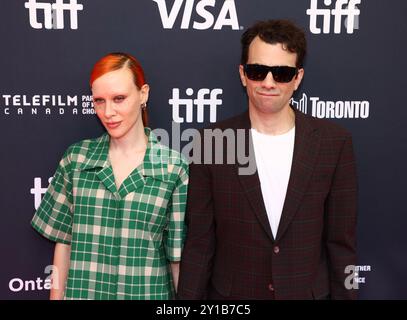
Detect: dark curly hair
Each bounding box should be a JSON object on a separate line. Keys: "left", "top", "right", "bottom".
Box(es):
{"left": 241, "top": 19, "right": 307, "bottom": 68}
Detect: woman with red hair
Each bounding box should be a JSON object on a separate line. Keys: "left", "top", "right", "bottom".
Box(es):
{"left": 31, "top": 52, "right": 189, "bottom": 300}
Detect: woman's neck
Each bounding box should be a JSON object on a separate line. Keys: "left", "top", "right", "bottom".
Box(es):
{"left": 109, "top": 125, "right": 148, "bottom": 155}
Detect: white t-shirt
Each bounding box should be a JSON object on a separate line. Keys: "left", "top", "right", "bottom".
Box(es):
{"left": 251, "top": 127, "right": 295, "bottom": 239}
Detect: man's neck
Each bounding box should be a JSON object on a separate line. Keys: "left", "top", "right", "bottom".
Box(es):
{"left": 249, "top": 105, "right": 295, "bottom": 136}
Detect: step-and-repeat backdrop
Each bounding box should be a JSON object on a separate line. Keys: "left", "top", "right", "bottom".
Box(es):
{"left": 1, "top": 0, "right": 406, "bottom": 299}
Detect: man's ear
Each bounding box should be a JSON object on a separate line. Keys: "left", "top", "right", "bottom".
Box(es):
{"left": 294, "top": 68, "right": 304, "bottom": 91}
{"left": 239, "top": 65, "right": 247, "bottom": 87}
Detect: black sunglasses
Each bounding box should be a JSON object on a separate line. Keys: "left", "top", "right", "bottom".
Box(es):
{"left": 243, "top": 64, "right": 298, "bottom": 83}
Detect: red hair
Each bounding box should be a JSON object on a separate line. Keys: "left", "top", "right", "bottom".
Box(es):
{"left": 90, "top": 52, "right": 148, "bottom": 126}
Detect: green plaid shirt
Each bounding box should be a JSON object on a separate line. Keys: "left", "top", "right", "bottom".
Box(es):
{"left": 31, "top": 128, "right": 189, "bottom": 300}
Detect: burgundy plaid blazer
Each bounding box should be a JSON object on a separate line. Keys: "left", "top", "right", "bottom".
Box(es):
{"left": 177, "top": 108, "right": 358, "bottom": 300}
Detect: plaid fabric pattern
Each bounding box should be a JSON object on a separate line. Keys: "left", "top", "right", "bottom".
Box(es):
{"left": 178, "top": 109, "right": 357, "bottom": 300}
{"left": 31, "top": 128, "right": 189, "bottom": 300}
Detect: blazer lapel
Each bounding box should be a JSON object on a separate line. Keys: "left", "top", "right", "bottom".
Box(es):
{"left": 238, "top": 168, "right": 275, "bottom": 242}
{"left": 275, "top": 109, "right": 321, "bottom": 242}
{"left": 235, "top": 111, "right": 275, "bottom": 242}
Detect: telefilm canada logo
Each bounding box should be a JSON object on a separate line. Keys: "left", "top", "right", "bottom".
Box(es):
{"left": 153, "top": 0, "right": 241, "bottom": 30}
{"left": 1, "top": 94, "right": 95, "bottom": 117}
{"left": 307, "top": 0, "right": 361, "bottom": 34}
{"left": 24, "top": 0, "right": 83, "bottom": 30}
{"left": 291, "top": 93, "right": 370, "bottom": 119}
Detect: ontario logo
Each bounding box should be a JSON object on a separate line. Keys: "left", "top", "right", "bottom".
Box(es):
{"left": 9, "top": 265, "right": 57, "bottom": 293}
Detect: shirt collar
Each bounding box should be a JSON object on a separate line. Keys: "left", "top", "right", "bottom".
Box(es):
{"left": 79, "top": 127, "right": 169, "bottom": 182}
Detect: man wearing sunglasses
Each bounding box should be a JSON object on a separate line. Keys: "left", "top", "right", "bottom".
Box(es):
{"left": 178, "top": 19, "right": 357, "bottom": 300}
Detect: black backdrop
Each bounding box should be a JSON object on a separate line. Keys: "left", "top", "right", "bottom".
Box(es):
{"left": 1, "top": 0, "right": 406, "bottom": 299}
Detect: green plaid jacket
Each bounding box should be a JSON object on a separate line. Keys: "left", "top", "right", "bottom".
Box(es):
{"left": 31, "top": 128, "right": 189, "bottom": 300}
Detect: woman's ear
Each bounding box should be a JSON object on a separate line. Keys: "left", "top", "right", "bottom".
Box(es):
{"left": 140, "top": 84, "right": 150, "bottom": 104}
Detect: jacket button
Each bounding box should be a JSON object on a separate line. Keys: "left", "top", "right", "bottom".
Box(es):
{"left": 268, "top": 283, "right": 275, "bottom": 291}
{"left": 273, "top": 246, "right": 280, "bottom": 254}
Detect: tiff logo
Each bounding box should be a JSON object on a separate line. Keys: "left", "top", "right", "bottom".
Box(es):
{"left": 24, "top": 0, "right": 83, "bottom": 30}
{"left": 306, "top": 0, "right": 361, "bottom": 34}
{"left": 170, "top": 88, "right": 222, "bottom": 123}
{"left": 31, "top": 177, "right": 52, "bottom": 210}
{"left": 153, "top": 0, "right": 240, "bottom": 30}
